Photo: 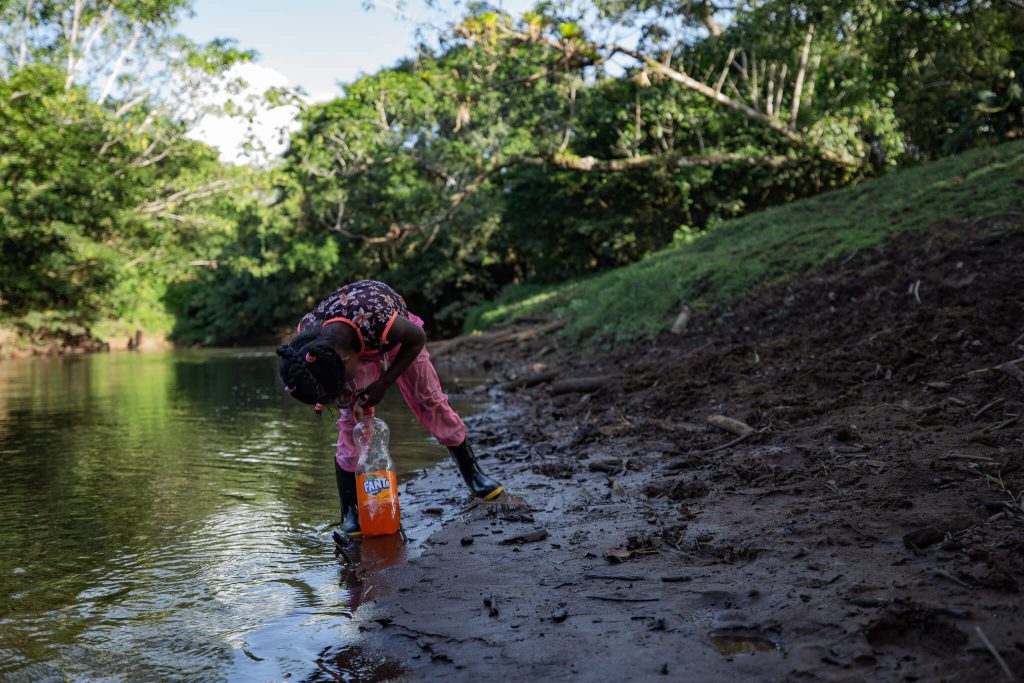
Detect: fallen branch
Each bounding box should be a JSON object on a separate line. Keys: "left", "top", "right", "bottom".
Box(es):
{"left": 501, "top": 369, "right": 559, "bottom": 391}
{"left": 707, "top": 414, "right": 754, "bottom": 436}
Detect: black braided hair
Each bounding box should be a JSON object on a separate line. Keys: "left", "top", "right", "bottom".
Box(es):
{"left": 276, "top": 329, "right": 348, "bottom": 407}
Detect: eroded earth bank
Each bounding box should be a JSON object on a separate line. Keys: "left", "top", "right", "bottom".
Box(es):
{"left": 329, "top": 217, "right": 1024, "bottom": 682}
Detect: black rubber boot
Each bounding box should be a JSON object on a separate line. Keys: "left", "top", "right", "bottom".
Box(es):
{"left": 447, "top": 440, "right": 505, "bottom": 500}
{"left": 333, "top": 461, "right": 361, "bottom": 542}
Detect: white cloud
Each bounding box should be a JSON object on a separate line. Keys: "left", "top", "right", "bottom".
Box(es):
{"left": 186, "top": 62, "right": 306, "bottom": 166}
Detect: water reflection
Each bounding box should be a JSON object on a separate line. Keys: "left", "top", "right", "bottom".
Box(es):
{"left": 0, "top": 350, "right": 482, "bottom": 681}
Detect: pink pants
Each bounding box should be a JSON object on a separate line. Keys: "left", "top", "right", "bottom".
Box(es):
{"left": 335, "top": 314, "right": 466, "bottom": 472}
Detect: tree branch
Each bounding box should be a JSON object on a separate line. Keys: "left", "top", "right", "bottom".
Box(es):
{"left": 606, "top": 43, "right": 849, "bottom": 165}
{"left": 138, "top": 179, "right": 236, "bottom": 215}
{"left": 98, "top": 23, "right": 142, "bottom": 105}
{"left": 484, "top": 23, "right": 848, "bottom": 164}
{"left": 521, "top": 151, "right": 791, "bottom": 172}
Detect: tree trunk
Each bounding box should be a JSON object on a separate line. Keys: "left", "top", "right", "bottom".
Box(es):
{"left": 17, "top": 0, "right": 35, "bottom": 69}
{"left": 790, "top": 24, "right": 814, "bottom": 129}
{"left": 64, "top": 0, "right": 84, "bottom": 89}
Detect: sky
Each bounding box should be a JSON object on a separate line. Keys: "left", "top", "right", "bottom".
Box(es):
{"left": 180, "top": 0, "right": 535, "bottom": 162}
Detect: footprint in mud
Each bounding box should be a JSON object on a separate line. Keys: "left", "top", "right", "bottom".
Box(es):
{"left": 864, "top": 609, "right": 967, "bottom": 655}
{"left": 709, "top": 628, "right": 781, "bottom": 656}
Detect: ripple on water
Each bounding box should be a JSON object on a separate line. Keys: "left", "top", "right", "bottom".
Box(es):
{"left": 0, "top": 350, "right": 480, "bottom": 680}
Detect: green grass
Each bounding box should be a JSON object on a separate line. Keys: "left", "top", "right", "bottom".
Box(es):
{"left": 464, "top": 140, "right": 1024, "bottom": 346}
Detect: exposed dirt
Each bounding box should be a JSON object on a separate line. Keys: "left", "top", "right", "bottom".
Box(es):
{"left": 328, "top": 216, "right": 1024, "bottom": 682}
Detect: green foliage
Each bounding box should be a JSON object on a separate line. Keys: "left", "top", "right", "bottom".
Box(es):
{"left": 465, "top": 140, "right": 1024, "bottom": 345}
{"left": 0, "top": 66, "right": 143, "bottom": 327}
{"left": 0, "top": 1, "right": 272, "bottom": 345}
{"left": 4, "top": 0, "right": 1024, "bottom": 348}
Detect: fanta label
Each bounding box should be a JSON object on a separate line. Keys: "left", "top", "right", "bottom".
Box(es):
{"left": 357, "top": 470, "right": 400, "bottom": 537}
{"left": 362, "top": 474, "right": 392, "bottom": 497}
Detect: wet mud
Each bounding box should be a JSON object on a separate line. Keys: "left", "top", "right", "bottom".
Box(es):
{"left": 341, "top": 216, "right": 1024, "bottom": 682}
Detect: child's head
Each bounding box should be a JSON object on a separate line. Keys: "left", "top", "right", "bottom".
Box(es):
{"left": 276, "top": 329, "right": 347, "bottom": 407}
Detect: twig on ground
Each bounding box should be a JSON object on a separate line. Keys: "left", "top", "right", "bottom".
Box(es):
{"left": 975, "top": 626, "right": 1016, "bottom": 681}
{"left": 983, "top": 417, "right": 1019, "bottom": 433}
{"left": 585, "top": 574, "right": 646, "bottom": 581}
{"left": 703, "top": 431, "right": 752, "bottom": 454}
{"left": 908, "top": 279, "right": 922, "bottom": 304}
{"left": 959, "top": 356, "right": 1024, "bottom": 380}
{"left": 586, "top": 594, "right": 660, "bottom": 602}
{"left": 997, "top": 362, "right": 1024, "bottom": 390}
{"left": 973, "top": 398, "right": 1005, "bottom": 420}
{"left": 929, "top": 567, "right": 972, "bottom": 589}
{"left": 940, "top": 453, "right": 998, "bottom": 463}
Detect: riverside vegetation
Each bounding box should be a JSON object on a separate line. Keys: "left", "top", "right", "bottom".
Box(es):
{"left": 1, "top": 0, "right": 1023, "bottom": 353}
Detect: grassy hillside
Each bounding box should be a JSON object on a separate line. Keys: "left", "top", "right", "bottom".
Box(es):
{"left": 464, "top": 140, "right": 1024, "bottom": 345}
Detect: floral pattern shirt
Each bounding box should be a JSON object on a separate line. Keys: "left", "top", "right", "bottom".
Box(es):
{"left": 298, "top": 280, "right": 409, "bottom": 354}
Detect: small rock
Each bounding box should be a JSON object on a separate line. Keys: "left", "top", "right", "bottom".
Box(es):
{"left": 460, "top": 537, "right": 474, "bottom": 546}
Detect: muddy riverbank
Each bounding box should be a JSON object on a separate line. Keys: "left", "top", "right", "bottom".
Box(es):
{"left": 333, "top": 217, "right": 1024, "bottom": 682}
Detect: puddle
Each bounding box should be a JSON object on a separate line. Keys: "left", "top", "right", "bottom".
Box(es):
{"left": 709, "top": 630, "right": 780, "bottom": 656}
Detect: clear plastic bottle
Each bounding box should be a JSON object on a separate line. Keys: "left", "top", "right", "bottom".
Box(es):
{"left": 353, "top": 407, "right": 401, "bottom": 537}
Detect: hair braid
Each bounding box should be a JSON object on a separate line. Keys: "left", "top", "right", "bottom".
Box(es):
{"left": 276, "top": 329, "right": 348, "bottom": 407}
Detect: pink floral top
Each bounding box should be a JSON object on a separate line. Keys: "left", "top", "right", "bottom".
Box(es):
{"left": 298, "top": 280, "right": 409, "bottom": 354}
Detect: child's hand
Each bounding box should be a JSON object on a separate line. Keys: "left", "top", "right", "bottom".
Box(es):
{"left": 354, "top": 380, "right": 388, "bottom": 408}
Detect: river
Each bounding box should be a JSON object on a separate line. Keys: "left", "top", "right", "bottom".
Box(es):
{"left": 0, "top": 349, "right": 482, "bottom": 681}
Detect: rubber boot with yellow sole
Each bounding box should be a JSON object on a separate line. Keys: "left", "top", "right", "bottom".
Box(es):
{"left": 448, "top": 440, "right": 504, "bottom": 500}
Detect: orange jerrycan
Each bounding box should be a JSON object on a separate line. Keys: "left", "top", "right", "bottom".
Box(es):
{"left": 353, "top": 408, "right": 401, "bottom": 537}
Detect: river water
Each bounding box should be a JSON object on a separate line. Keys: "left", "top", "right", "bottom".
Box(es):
{"left": 0, "top": 349, "right": 481, "bottom": 681}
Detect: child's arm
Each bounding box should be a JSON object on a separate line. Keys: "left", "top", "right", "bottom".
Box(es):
{"left": 354, "top": 316, "right": 426, "bottom": 407}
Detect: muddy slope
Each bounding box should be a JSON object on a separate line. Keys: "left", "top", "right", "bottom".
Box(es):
{"left": 335, "top": 217, "right": 1024, "bottom": 682}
